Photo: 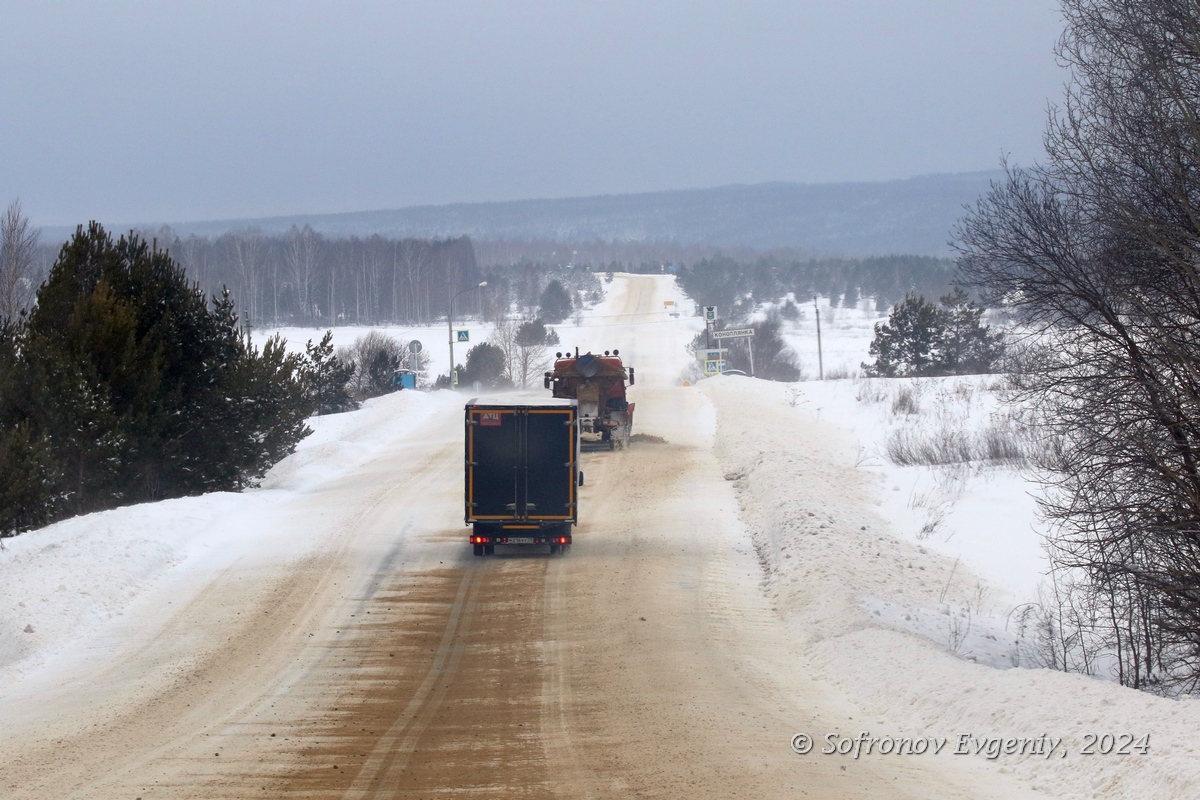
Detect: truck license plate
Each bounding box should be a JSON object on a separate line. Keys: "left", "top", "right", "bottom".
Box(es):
{"left": 507, "top": 537, "right": 535, "bottom": 544}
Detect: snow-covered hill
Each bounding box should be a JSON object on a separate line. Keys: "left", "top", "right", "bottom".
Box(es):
{"left": 41, "top": 172, "right": 1001, "bottom": 257}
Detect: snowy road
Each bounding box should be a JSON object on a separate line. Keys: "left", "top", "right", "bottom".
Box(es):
{"left": 1, "top": 276, "right": 1042, "bottom": 798}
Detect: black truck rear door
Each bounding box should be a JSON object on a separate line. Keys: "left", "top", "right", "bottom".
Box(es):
{"left": 469, "top": 408, "right": 519, "bottom": 519}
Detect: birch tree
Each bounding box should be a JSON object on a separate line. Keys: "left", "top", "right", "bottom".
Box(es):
{"left": 0, "top": 200, "right": 38, "bottom": 322}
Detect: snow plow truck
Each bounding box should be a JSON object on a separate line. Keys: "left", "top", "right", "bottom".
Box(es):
{"left": 544, "top": 349, "right": 635, "bottom": 450}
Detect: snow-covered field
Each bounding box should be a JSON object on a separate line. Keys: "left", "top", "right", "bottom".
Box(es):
{"left": 4, "top": 276, "right": 1200, "bottom": 798}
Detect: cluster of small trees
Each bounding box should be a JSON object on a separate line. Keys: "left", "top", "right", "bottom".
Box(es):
{"left": 458, "top": 313, "right": 564, "bottom": 390}
{"left": 959, "top": 0, "right": 1200, "bottom": 691}
{"left": 863, "top": 289, "right": 1005, "bottom": 378}
{"left": 0, "top": 224, "right": 314, "bottom": 536}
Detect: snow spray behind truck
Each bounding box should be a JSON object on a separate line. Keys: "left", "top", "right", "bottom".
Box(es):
{"left": 464, "top": 399, "right": 581, "bottom": 555}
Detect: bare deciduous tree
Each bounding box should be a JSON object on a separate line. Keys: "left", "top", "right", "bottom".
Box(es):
{"left": 222, "top": 229, "right": 266, "bottom": 327}
{"left": 284, "top": 225, "right": 324, "bottom": 323}
{"left": 0, "top": 200, "right": 38, "bottom": 322}
{"left": 958, "top": 0, "right": 1200, "bottom": 691}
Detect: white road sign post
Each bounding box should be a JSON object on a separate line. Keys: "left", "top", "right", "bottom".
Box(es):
{"left": 711, "top": 328, "right": 754, "bottom": 339}
{"left": 710, "top": 328, "right": 755, "bottom": 376}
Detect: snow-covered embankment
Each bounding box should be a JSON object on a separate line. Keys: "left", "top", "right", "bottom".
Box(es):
{"left": 700, "top": 374, "right": 1200, "bottom": 800}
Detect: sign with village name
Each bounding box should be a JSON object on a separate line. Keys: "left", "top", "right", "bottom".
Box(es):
{"left": 712, "top": 328, "right": 755, "bottom": 339}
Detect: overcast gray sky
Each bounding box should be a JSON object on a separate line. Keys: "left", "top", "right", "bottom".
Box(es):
{"left": 1, "top": 1, "right": 1066, "bottom": 227}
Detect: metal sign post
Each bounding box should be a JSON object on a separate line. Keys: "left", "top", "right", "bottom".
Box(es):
{"left": 704, "top": 306, "right": 717, "bottom": 348}
{"left": 448, "top": 280, "right": 487, "bottom": 389}
{"left": 814, "top": 297, "right": 824, "bottom": 381}
{"left": 710, "top": 328, "right": 756, "bottom": 377}
{"left": 409, "top": 339, "right": 422, "bottom": 372}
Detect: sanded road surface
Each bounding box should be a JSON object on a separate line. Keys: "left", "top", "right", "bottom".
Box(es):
{"left": 0, "top": 276, "right": 1023, "bottom": 798}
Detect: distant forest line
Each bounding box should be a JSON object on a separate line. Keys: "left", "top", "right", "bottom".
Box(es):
{"left": 18, "top": 226, "right": 960, "bottom": 327}
{"left": 40, "top": 172, "right": 997, "bottom": 257}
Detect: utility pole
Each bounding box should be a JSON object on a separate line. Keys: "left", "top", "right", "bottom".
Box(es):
{"left": 814, "top": 297, "right": 824, "bottom": 381}
{"left": 448, "top": 281, "right": 487, "bottom": 386}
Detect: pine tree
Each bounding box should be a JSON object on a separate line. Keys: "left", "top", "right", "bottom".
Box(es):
{"left": 538, "top": 279, "right": 573, "bottom": 324}
{"left": 863, "top": 291, "right": 1005, "bottom": 377}
{"left": 461, "top": 343, "right": 507, "bottom": 387}
{"left": 515, "top": 319, "right": 547, "bottom": 348}
{"left": 0, "top": 223, "right": 315, "bottom": 533}
{"left": 212, "top": 334, "right": 312, "bottom": 488}
{"left": 304, "top": 331, "right": 357, "bottom": 414}
{"left": 0, "top": 421, "right": 61, "bottom": 536}
{"left": 366, "top": 348, "right": 401, "bottom": 396}
{"left": 0, "top": 322, "right": 63, "bottom": 534}
{"left": 863, "top": 293, "right": 947, "bottom": 377}
{"left": 937, "top": 288, "right": 1006, "bottom": 375}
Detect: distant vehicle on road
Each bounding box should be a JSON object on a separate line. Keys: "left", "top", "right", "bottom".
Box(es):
{"left": 545, "top": 349, "right": 635, "bottom": 450}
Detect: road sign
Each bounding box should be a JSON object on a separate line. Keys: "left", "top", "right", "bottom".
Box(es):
{"left": 409, "top": 339, "right": 422, "bottom": 353}
{"left": 712, "top": 328, "right": 754, "bottom": 339}
{"left": 456, "top": 330, "right": 469, "bottom": 342}
{"left": 703, "top": 359, "right": 724, "bottom": 375}
{"left": 704, "top": 306, "right": 717, "bottom": 322}
{"left": 700, "top": 348, "right": 728, "bottom": 361}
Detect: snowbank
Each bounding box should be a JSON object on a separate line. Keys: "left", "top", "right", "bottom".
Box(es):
{"left": 0, "top": 387, "right": 458, "bottom": 690}
{"left": 700, "top": 374, "right": 1200, "bottom": 799}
